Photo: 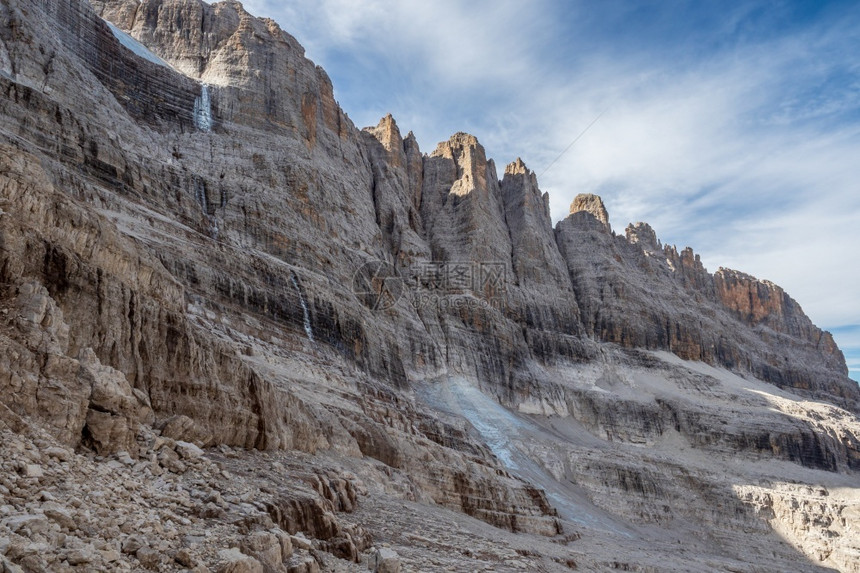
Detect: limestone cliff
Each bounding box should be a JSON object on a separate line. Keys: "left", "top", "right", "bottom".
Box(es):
{"left": 556, "top": 195, "right": 853, "bottom": 407}
{"left": 0, "top": 0, "right": 859, "bottom": 571}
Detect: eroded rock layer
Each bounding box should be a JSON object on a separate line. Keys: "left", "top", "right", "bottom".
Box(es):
{"left": 1, "top": 0, "right": 858, "bottom": 571}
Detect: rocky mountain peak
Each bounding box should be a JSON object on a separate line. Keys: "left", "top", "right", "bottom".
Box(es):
{"left": 94, "top": 0, "right": 251, "bottom": 80}
{"left": 364, "top": 114, "right": 407, "bottom": 171}
{"left": 505, "top": 157, "right": 530, "bottom": 176}
{"left": 92, "top": 0, "right": 348, "bottom": 139}
{"left": 365, "top": 113, "right": 403, "bottom": 154}
{"left": 716, "top": 267, "right": 765, "bottom": 285}
{"left": 625, "top": 222, "right": 661, "bottom": 252}
{"left": 430, "top": 132, "right": 482, "bottom": 159}
{"left": 568, "top": 193, "right": 611, "bottom": 231}
{"left": 500, "top": 157, "right": 569, "bottom": 290}
{"left": 427, "top": 132, "right": 492, "bottom": 198}
{"left": 501, "top": 158, "right": 547, "bottom": 218}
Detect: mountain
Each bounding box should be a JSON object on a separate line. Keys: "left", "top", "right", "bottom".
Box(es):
{"left": 1, "top": 0, "right": 858, "bottom": 571}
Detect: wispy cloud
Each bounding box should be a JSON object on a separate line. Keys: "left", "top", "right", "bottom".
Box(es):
{"left": 243, "top": 0, "right": 860, "bottom": 376}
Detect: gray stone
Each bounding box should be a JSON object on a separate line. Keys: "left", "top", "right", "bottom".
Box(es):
{"left": 240, "top": 531, "right": 281, "bottom": 569}
{"left": 374, "top": 548, "right": 401, "bottom": 573}
{"left": 289, "top": 534, "right": 312, "bottom": 551}
{"left": 65, "top": 546, "right": 95, "bottom": 566}
{"left": 175, "top": 441, "right": 205, "bottom": 460}
{"left": 216, "top": 548, "right": 263, "bottom": 573}
{"left": 22, "top": 465, "right": 42, "bottom": 479}
{"left": 44, "top": 508, "right": 76, "bottom": 531}
{"left": 121, "top": 534, "right": 147, "bottom": 555}
{"left": 174, "top": 547, "right": 195, "bottom": 567}
{"left": 43, "top": 448, "right": 70, "bottom": 462}
{"left": 136, "top": 546, "right": 161, "bottom": 569}
{"left": 284, "top": 553, "right": 319, "bottom": 573}
{"left": 0, "top": 515, "right": 49, "bottom": 536}
{"left": 0, "top": 555, "right": 24, "bottom": 573}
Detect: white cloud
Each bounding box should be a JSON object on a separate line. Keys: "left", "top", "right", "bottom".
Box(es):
{"left": 244, "top": 0, "right": 552, "bottom": 86}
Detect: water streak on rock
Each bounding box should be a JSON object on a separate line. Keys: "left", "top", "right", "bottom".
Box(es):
{"left": 291, "top": 273, "right": 314, "bottom": 341}
{"left": 193, "top": 83, "right": 212, "bottom": 132}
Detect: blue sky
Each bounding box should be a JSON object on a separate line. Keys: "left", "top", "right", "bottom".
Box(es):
{"left": 242, "top": 0, "right": 860, "bottom": 383}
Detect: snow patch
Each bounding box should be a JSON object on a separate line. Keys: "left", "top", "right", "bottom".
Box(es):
{"left": 446, "top": 378, "right": 523, "bottom": 469}
{"left": 104, "top": 22, "right": 171, "bottom": 69}
{"left": 417, "top": 376, "right": 638, "bottom": 537}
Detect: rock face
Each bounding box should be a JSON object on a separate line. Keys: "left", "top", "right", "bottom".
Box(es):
{"left": 360, "top": 114, "right": 428, "bottom": 267}
{"left": 555, "top": 207, "right": 853, "bottom": 407}
{"left": 501, "top": 158, "right": 567, "bottom": 289}
{"left": 0, "top": 0, "right": 859, "bottom": 571}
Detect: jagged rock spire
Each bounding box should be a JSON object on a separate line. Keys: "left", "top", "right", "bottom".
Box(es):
{"left": 569, "top": 193, "right": 610, "bottom": 230}
{"left": 505, "top": 157, "right": 529, "bottom": 176}
{"left": 625, "top": 222, "right": 661, "bottom": 252}
{"left": 365, "top": 113, "right": 403, "bottom": 155}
